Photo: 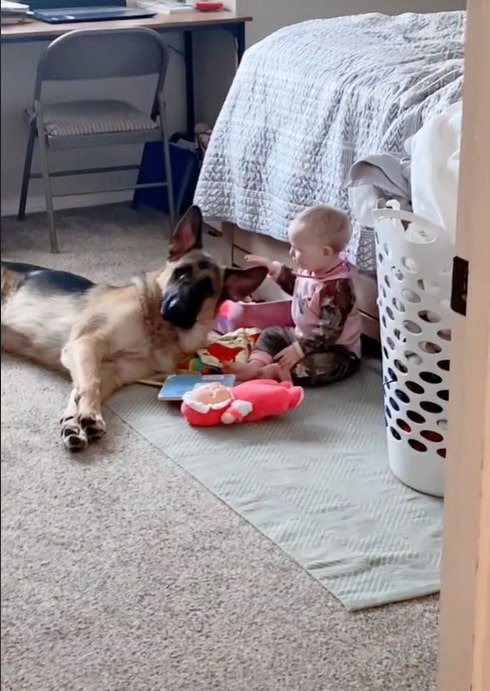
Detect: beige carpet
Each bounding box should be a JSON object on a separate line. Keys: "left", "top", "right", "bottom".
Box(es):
{"left": 1, "top": 205, "right": 438, "bottom": 691}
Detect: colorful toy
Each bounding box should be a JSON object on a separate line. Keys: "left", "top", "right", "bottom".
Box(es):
{"left": 176, "top": 327, "right": 261, "bottom": 374}
{"left": 181, "top": 379, "right": 304, "bottom": 426}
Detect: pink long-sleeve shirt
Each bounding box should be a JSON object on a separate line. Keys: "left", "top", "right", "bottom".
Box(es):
{"left": 271, "top": 259, "right": 362, "bottom": 358}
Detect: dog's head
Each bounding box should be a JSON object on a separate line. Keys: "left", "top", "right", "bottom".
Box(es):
{"left": 159, "top": 205, "right": 267, "bottom": 331}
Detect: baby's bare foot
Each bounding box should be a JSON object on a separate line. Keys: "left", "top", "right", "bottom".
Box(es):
{"left": 260, "top": 363, "right": 292, "bottom": 382}
{"left": 225, "top": 360, "right": 263, "bottom": 381}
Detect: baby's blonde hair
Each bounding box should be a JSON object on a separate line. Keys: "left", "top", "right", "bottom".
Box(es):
{"left": 294, "top": 205, "right": 351, "bottom": 252}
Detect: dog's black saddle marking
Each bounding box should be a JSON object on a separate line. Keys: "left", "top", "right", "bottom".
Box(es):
{"left": 2, "top": 261, "right": 94, "bottom": 294}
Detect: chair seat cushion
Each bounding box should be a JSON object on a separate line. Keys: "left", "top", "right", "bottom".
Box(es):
{"left": 40, "top": 100, "right": 158, "bottom": 137}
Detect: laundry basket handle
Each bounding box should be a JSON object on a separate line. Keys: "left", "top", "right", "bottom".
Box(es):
{"left": 372, "top": 207, "right": 445, "bottom": 236}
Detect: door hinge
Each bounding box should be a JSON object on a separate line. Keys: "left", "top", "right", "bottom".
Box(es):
{"left": 450, "top": 256, "right": 468, "bottom": 316}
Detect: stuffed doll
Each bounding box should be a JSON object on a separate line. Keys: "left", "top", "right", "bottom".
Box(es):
{"left": 181, "top": 379, "right": 304, "bottom": 427}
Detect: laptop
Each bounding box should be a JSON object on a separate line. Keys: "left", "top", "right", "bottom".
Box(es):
{"left": 29, "top": 0, "right": 156, "bottom": 23}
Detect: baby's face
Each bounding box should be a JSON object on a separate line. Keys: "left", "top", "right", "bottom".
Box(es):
{"left": 288, "top": 219, "right": 334, "bottom": 272}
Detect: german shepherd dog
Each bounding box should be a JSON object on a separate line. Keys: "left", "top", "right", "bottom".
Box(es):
{"left": 1, "top": 206, "right": 267, "bottom": 452}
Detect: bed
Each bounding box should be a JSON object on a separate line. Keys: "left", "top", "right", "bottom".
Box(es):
{"left": 193, "top": 11, "right": 465, "bottom": 339}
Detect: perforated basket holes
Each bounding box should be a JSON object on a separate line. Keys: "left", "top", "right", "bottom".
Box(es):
{"left": 419, "top": 309, "right": 441, "bottom": 324}
{"left": 437, "top": 329, "right": 452, "bottom": 342}
{"left": 417, "top": 278, "right": 439, "bottom": 294}
{"left": 375, "top": 214, "right": 452, "bottom": 462}
{"left": 406, "top": 223, "right": 437, "bottom": 243}
{"left": 384, "top": 391, "right": 447, "bottom": 453}
{"left": 401, "top": 288, "right": 421, "bottom": 304}
{"left": 378, "top": 283, "right": 450, "bottom": 461}
{"left": 384, "top": 382, "right": 448, "bottom": 458}
{"left": 383, "top": 346, "right": 450, "bottom": 458}
{"left": 405, "top": 350, "right": 423, "bottom": 366}
{"left": 403, "top": 319, "right": 422, "bottom": 335}
{"left": 401, "top": 256, "right": 418, "bottom": 274}
{"left": 419, "top": 340, "right": 442, "bottom": 354}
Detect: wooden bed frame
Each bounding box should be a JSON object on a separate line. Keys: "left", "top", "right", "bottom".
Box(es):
{"left": 221, "top": 221, "right": 380, "bottom": 341}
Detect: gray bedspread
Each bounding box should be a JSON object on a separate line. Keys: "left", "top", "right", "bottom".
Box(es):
{"left": 194, "top": 11, "right": 465, "bottom": 270}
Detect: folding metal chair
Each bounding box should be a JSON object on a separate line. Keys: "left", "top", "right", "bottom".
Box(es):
{"left": 17, "top": 27, "right": 175, "bottom": 253}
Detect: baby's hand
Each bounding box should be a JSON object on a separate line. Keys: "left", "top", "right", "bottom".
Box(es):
{"left": 244, "top": 254, "right": 272, "bottom": 269}
{"left": 274, "top": 342, "right": 304, "bottom": 370}
{"left": 244, "top": 255, "right": 276, "bottom": 275}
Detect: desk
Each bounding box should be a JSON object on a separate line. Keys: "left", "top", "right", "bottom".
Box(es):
{"left": 1, "top": 11, "right": 252, "bottom": 135}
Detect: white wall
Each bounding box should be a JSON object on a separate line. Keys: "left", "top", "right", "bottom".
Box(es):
{"left": 1, "top": 0, "right": 465, "bottom": 216}
{"left": 0, "top": 35, "right": 191, "bottom": 215}
{"left": 234, "top": 0, "right": 466, "bottom": 47}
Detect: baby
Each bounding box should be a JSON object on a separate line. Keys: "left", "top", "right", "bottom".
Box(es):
{"left": 226, "top": 205, "right": 362, "bottom": 386}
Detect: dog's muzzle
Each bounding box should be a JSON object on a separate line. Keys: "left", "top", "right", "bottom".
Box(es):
{"left": 161, "top": 274, "right": 215, "bottom": 330}
{"left": 160, "top": 294, "right": 196, "bottom": 329}
{"left": 160, "top": 292, "right": 197, "bottom": 330}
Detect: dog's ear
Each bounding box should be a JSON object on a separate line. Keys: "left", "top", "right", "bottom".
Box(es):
{"left": 168, "top": 205, "right": 203, "bottom": 261}
{"left": 222, "top": 266, "right": 268, "bottom": 302}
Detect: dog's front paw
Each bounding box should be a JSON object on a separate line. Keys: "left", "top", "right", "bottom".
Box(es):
{"left": 79, "top": 413, "right": 106, "bottom": 440}
{"left": 60, "top": 416, "right": 89, "bottom": 452}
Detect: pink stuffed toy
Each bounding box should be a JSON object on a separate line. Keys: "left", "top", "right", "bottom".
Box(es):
{"left": 181, "top": 379, "right": 304, "bottom": 427}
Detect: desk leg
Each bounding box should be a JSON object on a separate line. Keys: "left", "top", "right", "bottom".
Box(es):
{"left": 234, "top": 22, "right": 246, "bottom": 65}
{"left": 184, "top": 29, "right": 195, "bottom": 138}
{"left": 184, "top": 23, "right": 245, "bottom": 138}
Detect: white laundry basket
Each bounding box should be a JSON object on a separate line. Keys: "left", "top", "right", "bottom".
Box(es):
{"left": 372, "top": 204, "right": 454, "bottom": 498}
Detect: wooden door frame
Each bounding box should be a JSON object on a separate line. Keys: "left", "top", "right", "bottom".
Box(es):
{"left": 437, "top": 1, "right": 490, "bottom": 689}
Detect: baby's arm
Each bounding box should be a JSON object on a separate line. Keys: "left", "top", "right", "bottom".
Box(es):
{"left": 270, "top": 264, "right": 296, "bottom": 296}
{"left": 245, "top": 255, "right": 296, "bottom": 295}
{"left": 297, "top": 279, "right": 356, "bottom": 355}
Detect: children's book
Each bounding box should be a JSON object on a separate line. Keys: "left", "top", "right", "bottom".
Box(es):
{"left": 157, "top": 373, "right": 236, "bottom": 402}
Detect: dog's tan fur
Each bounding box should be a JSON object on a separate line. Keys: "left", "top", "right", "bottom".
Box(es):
{"left": 1, "top": 207, "right": 267, "bottom": 451}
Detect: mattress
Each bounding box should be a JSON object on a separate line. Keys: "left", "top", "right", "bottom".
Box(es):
{"left": 194, "top": 11, "right": 465, "bottom": 271}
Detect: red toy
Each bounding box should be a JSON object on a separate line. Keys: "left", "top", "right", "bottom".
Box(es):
{"left": 194, "top": 2, "right": 223, "bottom": 11}
{"left": 181, "top": 379, "right": 304, "bottom": 426}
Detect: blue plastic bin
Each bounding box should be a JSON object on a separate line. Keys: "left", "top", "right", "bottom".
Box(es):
{"left": 133, "top": 140, "right": 201, "bottom": 215}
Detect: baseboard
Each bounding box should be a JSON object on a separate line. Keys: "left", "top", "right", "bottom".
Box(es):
{"left": 1, "top": 191, "right": 133, "bottom": 218}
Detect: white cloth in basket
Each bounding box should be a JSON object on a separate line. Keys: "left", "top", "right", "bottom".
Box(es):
{"left": 406, "top": 101, "right": 462, "bottom": 245}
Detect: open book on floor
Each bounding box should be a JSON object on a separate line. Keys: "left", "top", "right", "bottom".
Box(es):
{"left": 157, "top": 374, "right": 236, "bottom": 402}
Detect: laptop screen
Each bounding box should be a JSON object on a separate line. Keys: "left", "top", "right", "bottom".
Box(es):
{"left": 27, "top": 0, "right": 125, "bottom": 8}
